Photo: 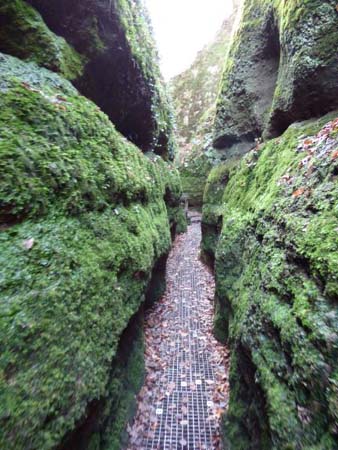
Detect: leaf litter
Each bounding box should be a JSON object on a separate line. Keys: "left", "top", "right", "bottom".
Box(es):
{"left": 127, "top": 213, "right": 230, "bottom": 449}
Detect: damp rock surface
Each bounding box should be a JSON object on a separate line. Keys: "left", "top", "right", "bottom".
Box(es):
{"left": 0, "top": 38, "right": 183, "bottom": 450}
{"left": 214, "top": 0, "right": 338, "bottom": 158}
{"left": 1, "top": 0, "right": 175, "bottom": 158}
{"left": 202, "top": 112, "right": 338, "bottom": 449}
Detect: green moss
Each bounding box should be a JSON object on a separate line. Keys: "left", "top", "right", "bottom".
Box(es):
{"left": 102, "top": 313, "right": 145, "bottom": 450}
{"left": 201, "top": 160, "right": 238, "bottom": 260}
{"left": 167, "top": 206, "right": 187, "bottom": 234}
{"left": 215, "top": 0, "right": 338, "bottom": 152}
{"left": 179, "top": 154, "right": 214, "bottom": 207}
{"left": 210, "top": 112, "right": 338, "bottom": 448}
{"left": 115, "top": 0, "right": 176, "bottom": 159}
{"left": 0, "top": 59, "right": 181, "bottom": 221}
{"left": 0, "top": 0, "right": 84, "bottom": 80}
{"left": 0, "top": 54, "right": 184, "bottom": 449}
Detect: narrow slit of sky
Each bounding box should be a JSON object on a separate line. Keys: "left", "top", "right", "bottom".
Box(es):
{"left": 145, "top": 0, "right": 234, "bottom": 81}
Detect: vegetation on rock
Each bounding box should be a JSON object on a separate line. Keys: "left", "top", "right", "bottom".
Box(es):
{"left": 0, "top": 0, "right": 84, "bottom": 80}
{"left": 214, "top": 0, "right": 338, "bottom": 158}
{"left": 1, "top": 0, "right": 337, "bottom": 448}
{"left": 0, "top": 22, "right": 183, "bottom": 448}
{"left": 171, "top": 3, "right": 242, "bottom": 207}
{"left": 203, "top": 112, "right": 338, "bottom": 449}
{"left": 2, "top": 0, "right": 175, "bottom": 158}
{"left": 201, "top": 2, "right": 338, "bottom": 448}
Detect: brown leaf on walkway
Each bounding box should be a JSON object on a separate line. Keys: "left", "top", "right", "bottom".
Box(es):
{"left": 331, "top": 149, "right": 338, "bottom": 160}
{"left": 127, "top": 213, "right": 230, "bottom": 449}
{"left": 292, "top": 187, "right": 306, "bottom": 198}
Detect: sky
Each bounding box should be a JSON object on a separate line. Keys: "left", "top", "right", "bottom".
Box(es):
{"left": 145, "top": 0, "right": 234, "bottom": 80}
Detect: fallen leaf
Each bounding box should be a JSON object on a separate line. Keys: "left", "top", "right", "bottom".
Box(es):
{"left": 181, "top": 405, "right": 188, "bottom": 415}
{"left": 55, "top": 104, "right": 67, "bottom": 111}
{"left": 292, "top": 187, "right": 306, "bottom": 198}
{"left": 303, "top": 138, "right": 314, "bottom": 147}
{"left": 56, "top": 94, "right": 67, "bottom": 102}
{"left": 331, "top": 150, "right": 338, "bottom": 160}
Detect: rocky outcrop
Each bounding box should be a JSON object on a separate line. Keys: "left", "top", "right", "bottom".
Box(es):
{"left": 214, "top": 0, "right": 338, "bottom": 159}
{"left": 202, "top": 1, "right": 338, "bottom": 448}
{"left": 0, "top": 0, "right": 175, "bottom": 159}
{"left": 171, "top": 1, "right": 242, "bottom": 207}
{"left": 201, "top": 162, "right": 232, "bottom": 265}
{"left": 203, "top": 112, "right": 338, "bottom": 448}
{"left": 0, "top": 0, "right": 84, "bottom": 80}
{"left": 0, "top": 52, "right": 184, "bottom": 449}
{"left": 171, "top": 15, "right": 235, "bottom": 150}
{"left": 0, "top": 2, "right": 185, "bottom": 448}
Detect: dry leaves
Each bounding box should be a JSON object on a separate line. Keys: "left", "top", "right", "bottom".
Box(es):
{"left": 278, "top": 117, "right": 338, "bottom": 192}
{"left": 292, "top": 187, "right": 306, "bottom": 198}
{"left": 331, "top": 149, "right": 338, "bottom": 160}
{"left": 127, "top": 216, "right": 230, "bottom": 449}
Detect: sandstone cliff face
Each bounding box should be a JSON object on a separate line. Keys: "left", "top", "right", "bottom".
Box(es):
{"left": 214, "top": 0, "right": 338, "bottom": 159}
{"left": 204, "top": 114, "right": 338, "bottom": 449}
{"left": 0, "top": 0, "right": 175, "bottom": 159}
{"left": 170, "top": 3, "right": 241, "bottom": 207}
{"left": 171, "top": 16, "right": 235, "bottom": 151}
{"left": 0, "top": 2, "right": 185, "bottom": 449}
{"left": 202, "top": 1, "right": 338, "bottom": 448}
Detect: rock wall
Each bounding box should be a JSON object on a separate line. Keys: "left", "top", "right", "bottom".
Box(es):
{"left": 171, "top": 15, "right": 235, "bottom": 150}
{"left": 171, "top": 1, "right": 242, "bottom": 207}
{"left": 214, "top": 0, "right": 338, "bottom": 159}
{"left": 203, "top": 0, "right": 338, "bottom": 448}
{"left": 0, "top": 0, "right": 175, "bottom": 159}
{"left": 203, "top": 112, "right": 338, "bottom": 449}
{"left": 0, "top": 1, "right": 185, "bottom": 448}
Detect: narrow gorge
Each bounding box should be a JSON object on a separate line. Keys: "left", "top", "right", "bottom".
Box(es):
{"left": 0, "top": 1, "right": 337, "bottom": 450}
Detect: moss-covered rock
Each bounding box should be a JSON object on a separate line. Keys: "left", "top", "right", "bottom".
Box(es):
{"left": 171, "top": 13, "right": 237, "bottom": 149}
{"left": 23, "top": 0, "right": 176, "bottom": 159}
{"left": 180, "top": 153, "right": 214, "bottom": 208}
{"left": 0, "top": 0, "right": 84, "bottom": 80}
{"left": 171, "top": 3, "right": 242, "bottom": 207}
{"left": 201, "top": 161, "right": 237, "bottom": 262}
{"left": 203, "top": 112, "right": 338, "bottom": 449}
{"left": 214, "top": 0, "right": 338, "bottom": 158}
{"left": 0, "top": 53, "right": 184, "bottom": 450}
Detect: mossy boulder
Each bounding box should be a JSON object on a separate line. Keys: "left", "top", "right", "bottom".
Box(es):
{"left": 0, "top": 53, "right": 184, "bottom": 450}
{"left": 1, "top": 0, "right": 175, "bottom": 158}
{"left": 0, "top": 0, "right": 84, "bottom": 80}
{"left": 203, "top": 112, "right": 338, "bottom": 449}
{"left": 214, "top": 0, "right": 338, "bottom": 158}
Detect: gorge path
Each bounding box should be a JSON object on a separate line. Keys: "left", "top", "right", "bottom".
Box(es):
{"left": 127, "top": 212, "right": 230, "bottom": 450}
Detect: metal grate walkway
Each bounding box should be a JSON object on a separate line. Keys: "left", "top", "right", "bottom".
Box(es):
{"left": 127, "top": 212, "right": 229, "bottom": 450}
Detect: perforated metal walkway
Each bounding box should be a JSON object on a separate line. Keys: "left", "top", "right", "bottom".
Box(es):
{"left": 127, "top": 212, "right": 229, "bottom": 450}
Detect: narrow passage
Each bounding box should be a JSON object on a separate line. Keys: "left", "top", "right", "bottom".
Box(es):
{"left": 128, "top": 212, "right": 230, "bottom": 450}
